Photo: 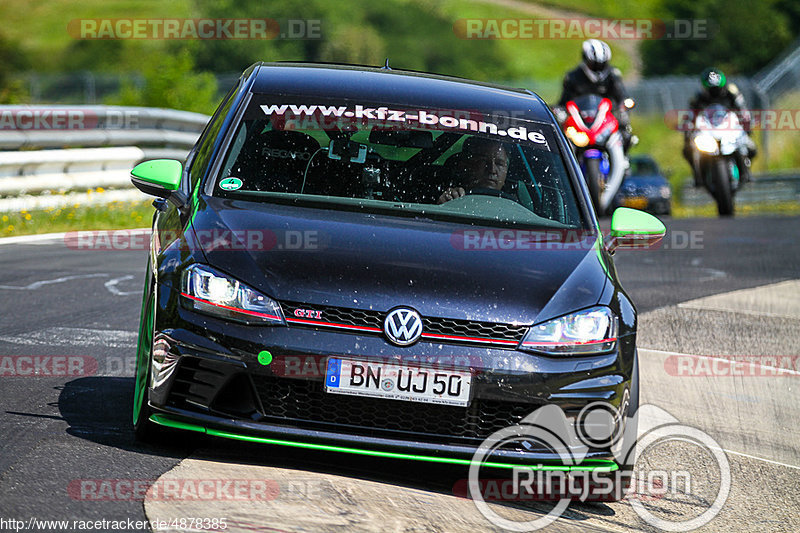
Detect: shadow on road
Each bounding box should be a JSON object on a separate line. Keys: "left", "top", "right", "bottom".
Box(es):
{"left": 54, "top": 381, "right": 620, "bottom": 528}
{"left": 57, "top": 376, "right": 195, "bottom": 458}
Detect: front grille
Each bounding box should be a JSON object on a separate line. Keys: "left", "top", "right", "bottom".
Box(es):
{"left": 421, "top": 316, "right": 527, "bottom": 341}
{"left": 281, "top": 301, "right": 528, "bottom": 346}
{"left": 253, "top": 375, "right": 540, "bottom": 444}
{"left": 283, "top": 302, "right": 383, "bottom": 329}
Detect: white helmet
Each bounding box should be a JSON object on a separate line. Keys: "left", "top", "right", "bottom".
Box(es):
{"left": 582, "top": 39, "right": 611, "bottom": 73}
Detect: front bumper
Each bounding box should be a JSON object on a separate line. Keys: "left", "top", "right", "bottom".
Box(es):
{"left": 146, "top": 281, "right": 636, "bottom": 467}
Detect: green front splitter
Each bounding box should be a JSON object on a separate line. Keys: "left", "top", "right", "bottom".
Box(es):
{"left": 151, "top": 414, "right": 618, "bottom": 473}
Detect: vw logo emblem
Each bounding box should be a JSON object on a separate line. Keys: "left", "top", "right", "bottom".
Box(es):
{"left": 384, "top": 307, "right": 423, "bottom": 346}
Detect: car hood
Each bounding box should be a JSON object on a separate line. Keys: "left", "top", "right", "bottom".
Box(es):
{"left": 190, "top": 197, "right": 610, "bottom": 325}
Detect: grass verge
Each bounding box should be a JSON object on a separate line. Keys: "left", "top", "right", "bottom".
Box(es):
{"left": 1, "top": 199, "right": 152, "bottom": 237}
{"left": 673, "top": 201, "right": 800, "bottom": 218}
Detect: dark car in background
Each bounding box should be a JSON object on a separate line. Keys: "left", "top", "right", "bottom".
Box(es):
{"left": 614, "top": 155, "right": 672, "bottom": 215}
{"left": 129, "top": 62, "right": 665, "bottom": 496}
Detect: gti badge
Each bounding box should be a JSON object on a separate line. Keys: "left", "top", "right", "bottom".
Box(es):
{"left": 383, "top": 307, "right": 423, "bottom": 346}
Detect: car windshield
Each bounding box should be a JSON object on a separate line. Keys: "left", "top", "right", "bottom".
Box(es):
{"left": 211, "top": 97, "right": 587, "bottom": 229}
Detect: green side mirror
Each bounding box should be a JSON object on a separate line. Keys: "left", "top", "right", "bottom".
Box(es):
{"left": 131, "top": 159, "right": 183, "bottom": 197}
{"left": 606, "top": 207, "right": 666, "bottom": 252}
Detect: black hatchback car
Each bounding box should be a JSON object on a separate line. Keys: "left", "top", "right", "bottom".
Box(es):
{"left": 130, "top": 62, "right": 664, "bottom": 493}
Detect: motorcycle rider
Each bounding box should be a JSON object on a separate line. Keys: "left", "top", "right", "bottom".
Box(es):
{"left": 683, "top": 67, "right": 757, "bottom": 185}
{"left": 556, "top": 39, "right": 635, "bottom": 152}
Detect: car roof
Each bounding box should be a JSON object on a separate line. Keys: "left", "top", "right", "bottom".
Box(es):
{"left": 247, "top": 62, "right": 553, "bottom": 122}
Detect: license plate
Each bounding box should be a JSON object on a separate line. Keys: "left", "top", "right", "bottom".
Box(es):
{"left": 621, "top": 196, "right": 648, "bottom": 209}
{"left": 325, "top": 358, "right": 472, "bottom": 407}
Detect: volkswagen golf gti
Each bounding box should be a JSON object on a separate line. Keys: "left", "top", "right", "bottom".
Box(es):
{"left": 130, "top": 62, "right": 665, "bottom": 495}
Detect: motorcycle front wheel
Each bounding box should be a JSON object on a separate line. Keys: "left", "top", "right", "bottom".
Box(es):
{"left": 712, "top": 158, "right": 734, "bottom": 217}
{"left": 584, "top": 157, "right": 603, "bottom": 216}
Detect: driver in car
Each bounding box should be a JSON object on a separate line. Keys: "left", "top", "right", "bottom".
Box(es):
{"left": 437, "top": 137, "right": 510, "bottom": 204}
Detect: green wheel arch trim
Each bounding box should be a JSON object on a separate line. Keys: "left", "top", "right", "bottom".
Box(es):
{"left": 131, "top": 159, "right": 182, "bottom": 191}
{"left": 609, "top": 207, "right": 666, "bottom": 237}
{"left": 150, "top": 414, "right": 619, "bottom": 472}
{"left": 132, "top": 274, "right": 155, "bottom": 425}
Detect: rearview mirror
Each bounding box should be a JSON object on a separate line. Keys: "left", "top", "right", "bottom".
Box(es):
{"left": 131, "top": 159, "right": 188, "bottom": 211}
{"left": 131, "top": 159, "right": 182, "bottom": 196}
{"left": 328, "top": 140, "right": 368, "bottom": 163}
{"left": 368, "top": 129, "right": 434, "bottom": 148}
{"left": 605, "top": 207, "right": 665, "bottom": 253}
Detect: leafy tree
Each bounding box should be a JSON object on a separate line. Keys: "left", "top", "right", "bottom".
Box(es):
{"left": 110, "top": 48, "right": 217, "bottom": 114}
{"left": 187, "top": 0, "right": 507, "bottom": 80}
{"left": 0, "top": 31, "right": 28, "bottom": 103}
{"left": 641, "top": 0, "right": 797, "bottom": 76}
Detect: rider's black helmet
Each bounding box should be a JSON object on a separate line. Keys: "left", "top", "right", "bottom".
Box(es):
{"left": 582, "top": 39, "right": 611, "bottom": 73}
{"left": 701, "top": 67, "right": 727, "bottom": 97}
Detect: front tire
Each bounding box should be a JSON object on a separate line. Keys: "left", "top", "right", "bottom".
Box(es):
{"left": 584, "top": 158, "right": 603, "bottom": 216}
{"left": 712, "top": 158, "right": 734, "bottom": 217}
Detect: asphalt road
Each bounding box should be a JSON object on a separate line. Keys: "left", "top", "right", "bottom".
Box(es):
{"left": 0, "top": 215, "right": 797, "bottom": 532}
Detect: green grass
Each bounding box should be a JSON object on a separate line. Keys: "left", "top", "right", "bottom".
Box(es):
{"left": 629, "top": 113, "right": 691, "bottom": 196}
{"left": 1, "top": 198, "right": 152, "bottom": 237}
{"left": 0, "top": 0, "right": 193, "bottom": 71}
{"left": 522, "top": 0, "right": 665, "bottom": 20}
{"left": 673, "top": 201, "right": 800, "bottom": 218}
{"left": 2, "top": 0, "right": 634, "bottom": 93}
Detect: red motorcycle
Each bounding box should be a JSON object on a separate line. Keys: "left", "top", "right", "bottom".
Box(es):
{"left": 561, "top": 95, "right": 626, "bottom": 216}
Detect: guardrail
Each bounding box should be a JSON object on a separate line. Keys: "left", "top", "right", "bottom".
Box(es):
{"left": 0, "top": 146, "right": 192, "bottom": 195}
{"left": 0, "top": 146, "right": 189, "bottom": 212}
{"left": 0, "top": 105, "right": 209, "bottom": 150}
{"left": 0, "top": 105, "right": 209, "bottom": 212}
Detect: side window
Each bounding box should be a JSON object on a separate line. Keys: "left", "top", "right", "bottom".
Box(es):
{"left": 187, "top": 82, "right": 239, "bottom": 191}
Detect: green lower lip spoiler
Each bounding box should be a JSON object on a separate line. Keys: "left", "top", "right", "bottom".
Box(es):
{"left": 151, "top": 414, "right": 618, "bottom": 472}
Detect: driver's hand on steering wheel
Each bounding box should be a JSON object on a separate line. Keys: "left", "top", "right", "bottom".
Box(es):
{"left": 437, "top": 187, "right": 466, "bottom": 204}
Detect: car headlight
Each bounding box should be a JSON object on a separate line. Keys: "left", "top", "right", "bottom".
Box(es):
{"left": 659, "top": 185, "right": 671, "bottom": 198}
{"left": 519, "top": 307, "right": 617, "bottom": 355}
{"left": 565, "top": 126, "right": 590, "bottom": 147}
{"left": 693, "top": 134, "right": 718, "bottom": 154}
{"left": 181, "top": 264, "right": 285, "bottom": 325}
